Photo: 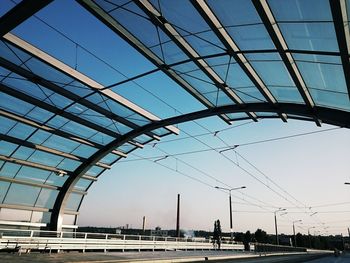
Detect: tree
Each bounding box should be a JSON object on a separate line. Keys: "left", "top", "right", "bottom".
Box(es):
{"left": 254, "top": 229, "right": 269, "bottom": 243}
{"left": 244, "top": 231, "right": 252, "bottom": 251}
{"left": 213, "top": 219, "right": 222, "bottom": 250}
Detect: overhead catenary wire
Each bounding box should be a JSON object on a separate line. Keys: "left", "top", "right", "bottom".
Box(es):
{"left": 131, "top": 152, "right": 275, "bottom": 212}
{"left": 24, "top": 4, "right": 343, "bottom": 231}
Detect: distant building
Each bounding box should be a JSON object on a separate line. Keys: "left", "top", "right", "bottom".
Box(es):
{"left": 150, "top": 227, "right": 168, "bottom": 237}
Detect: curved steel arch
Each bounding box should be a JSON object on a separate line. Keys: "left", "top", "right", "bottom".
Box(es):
{"left": 50, "top": 103, "right": 350, "bottom": 230}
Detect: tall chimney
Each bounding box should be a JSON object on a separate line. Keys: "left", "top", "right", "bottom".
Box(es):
{"left": 176, "top": 194, "right": 180, "bottom": 237}
{"left": 142, "top": 216, "right": 146, "bottom": 233}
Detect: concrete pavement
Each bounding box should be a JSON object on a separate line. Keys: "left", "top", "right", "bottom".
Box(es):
{"left": 0, "top": 251, "right": 332, "bottom": 263}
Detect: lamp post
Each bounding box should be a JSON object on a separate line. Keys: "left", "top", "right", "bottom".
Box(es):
{"left": 215, "top": 186, "right": 246, "bottom": 241}
{"left": 292, "top": 220, "right": 302, "bottom": 247}
{"left": 274, "top": 208, "right": 286, "bottom": 245}
{"left": 308, "top": 226, "right": 315, "bottom": 248}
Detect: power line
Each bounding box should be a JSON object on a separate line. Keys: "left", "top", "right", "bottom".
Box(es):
{"left": 130, "top": 152, "right": 274, "bottom": 212}
{"left": 149, "top": 127, "right": 341, "bottom": 147}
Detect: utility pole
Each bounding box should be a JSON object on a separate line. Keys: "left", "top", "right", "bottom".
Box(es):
{"left": 307, "top": 227, "right": 315, "bottom": 248}
{"left": 274, "top": 208, "right": 286, "bottom": 245}
{"left": 293, "top": 220, "right": 302, "bottom": 247}
{"left": 215, "top": 186, "right": 246, "bottom": 242}
{"left": 229, "top": 192, "right": 233, "bottom": 241}
{"left": 176, "top": 194, "right": 180, "bottom": 237}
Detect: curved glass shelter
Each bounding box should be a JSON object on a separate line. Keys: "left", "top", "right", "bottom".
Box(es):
{"left": 0, "top": 0, "right": 349, "bottom": 231}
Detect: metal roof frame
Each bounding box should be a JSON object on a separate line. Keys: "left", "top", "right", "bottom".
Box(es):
{"left": 329, "top": 0, "right": 350, "bottom": 100}
{"left": 78, "top": 0, "right": 233, "bottom": 124}
{"left": 0, "top": 0, "right": 349, "bottom": 232}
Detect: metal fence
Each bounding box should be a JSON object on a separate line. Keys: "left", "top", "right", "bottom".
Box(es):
{"left": 0, "top": 228, "right": 244, "bottom": 253}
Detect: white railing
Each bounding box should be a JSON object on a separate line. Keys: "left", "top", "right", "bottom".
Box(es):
{"left": 0, "top": 229, "right": 245, "bottom": 253}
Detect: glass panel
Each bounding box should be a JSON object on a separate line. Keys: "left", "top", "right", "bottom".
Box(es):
{"left": 74, "top": 179, "right": 91, "bottom": 191}
{"left": 42, "top": 135, "right": 80, "bottom": 154}
{"left": 27, "top": 150, "right": 63, "bottom": 167}
{"left": 28, "top": 130, "right": 55, "bottom": 144}
{"left": 278, "top": 23, "right": 338, "bottom": 52}
{"left": 89, "top": 132, "right": 114, "bottom": 145}
{"left": 0, "top": 141, "right": 17, "bottom": 156}
{"left": 207, "top": 0, "right": 274, "bottom": 50}
{"left": 65, "top": 193, "right": 83, "bottom": 211}
{"left": 71, "top": 144, "right": 97, "bottom": 159}
{"left": 226, "top": 112, "right": 250, "bottom": 119}
{"left": 48, "top": 116, "right": 99, "bottom": 140}
{"left": 62, "top": 214, "right": 76, "bottom": 225}
{"left": 155, "top": 0, "right": 225, "bottom": 56}
{"left": 56, "top": 158, "right": 81, "bottom": 171}
{"left": 207, "top": 0, "right": 261, "bottom": 25}
{"left": 268, "top": 0, "right": 333, "bottom": 21}
{"left": 0, "top": 116, "right": 16, "bottom": 134}
{"left": 256, "top": 112, "right": 279, "bottom": 117}
{"left": 294, "top": 54, "right": 350, "bottom": 110}
{"left": 117, "top": 143, "right": 137, "bottom": 153}
{"left": 45, "top": 173, "right": 66, "bottom": 187}
{"left": 0, "top": 208, "right": 32, "bottom": 222}
{"left": 85, "top": 166, "right": 104, "bottom": 177}
{"left": 16, "top": 165, "right": 51, "bottom": 183}
{"left": 0, "top": 0, "right": 17, "bottom": 17}
{"left": 99, "top": 153, "right": 120, "bottom": 165}
{"left": 246, "top": 53, "right": 303, "bottom": 103}
{"left": 133, "top": 134, "right": 153, "bottom": 144}
{"left": 7, "top": 122, "right": 35, "bottom": 140}
{"left": 12, "top": 146, "right": 35, "bottom": 160}
{"left": 0, "top": 181, "right": 10, "bottom": 202}
{"left": 0, "top": 92, "right": 34, "bottom": 116}
{"left": 4, "top": 183, "right": 40, "bottom": 206}
{"left": 35, "top": 189, "right": 58, "bottom": 209}
{"left": 0, "top": 162, "right": 21, "bottom": 178}
{"left": 31, "top": 211, "right": 51, "bottom": 223}
{"left": 226, "top": 25, "right": 275, "bottom": 50}
{"left": 0, "top": 41, "right": 31, "bottom": 66}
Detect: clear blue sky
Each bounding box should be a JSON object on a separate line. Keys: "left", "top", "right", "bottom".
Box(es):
{"left": 5, "top": 0, "right": 350, "bottom": 236}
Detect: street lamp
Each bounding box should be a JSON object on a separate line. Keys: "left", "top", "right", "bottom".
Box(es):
{"left": 215, "top": 186, "right": 246, "bottom": 241}
{"left": 307, "top": 226, "right": 316, "bottom": 248}
{"left": 292, "top": 220, "right": 302, "bottom": 247}
{"left": 274, "top": 208, "right": 286, "bottom": 245}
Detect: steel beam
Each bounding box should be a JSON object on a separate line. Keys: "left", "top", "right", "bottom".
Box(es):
{"left": 0, "top": 57, "right": 152, "bottom": 136}
{"left": 0, "top": 154, "right": 98, "bottom": 183}
{"left": 50, "top": 102, "right": 350, "bottom": 231}
{"left": 0, "top": 83, "right": 123, "bottom": 139}
{"left": 0, "top": 220, "right": 46, "bottom": 228}
{"left": 3, "top": 33, "right": 179, "bottom": 135}
{"left": 252, "top": 0, "right": 321, "bottom": 126}
{"left": 329, "top": 0, "right": 350, "bottom": 100}
{"left": 0, "top": 176, "right": 58, "bottom": 190}
{"left": 0, "top": 203, "right": 80, "bottom": 216}
{"left": 0, "top": 109, "right": 127, "bottom": 158}
{"left": 0, "top": 154, "right": 67, "bottom": 176}
{"left": 81, "top": 175, "right": 98, "bottom": 181}
{"left": 0, "top": 203, "right": 50, "bottom": 213}
{"left": 134, "top": 0, "right": 257, "bottom": 121}
{"left": 0, "top": 133, "right": 78, "bottom": 162}
{"left": 191, "top": 0, "right": 286, "bottom": 122}
{"left": 0, "top": 175, "right": 87, "bottom": 195}
{"left": 77, "top": 0, "right": 232, "bottom": 124}
{"left": 0, "top": 0, "right": 52, "bottom": 36}
{"left": 0, "top": 133, "right": 111, "bottom": 169}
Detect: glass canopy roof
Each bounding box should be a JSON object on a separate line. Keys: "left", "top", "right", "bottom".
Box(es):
{"left": 0, "top": 0, "right": 349, "bottom": 231}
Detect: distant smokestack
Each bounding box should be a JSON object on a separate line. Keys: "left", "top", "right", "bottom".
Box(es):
{"left": 176, "top": 194, "right": 180, "bottom": 237}
{"left": 142, "top": 216, "right": 146, "bottom": 233}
